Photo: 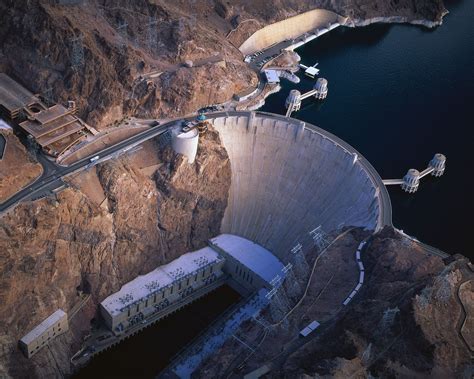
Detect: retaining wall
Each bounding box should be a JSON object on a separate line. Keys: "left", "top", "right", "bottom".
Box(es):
{"left": 239, "top": 9, "right": 342, "bottom": 55}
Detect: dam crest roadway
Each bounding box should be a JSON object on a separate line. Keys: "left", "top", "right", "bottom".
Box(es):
{"left": 0, "top": 111, "right": 392, "bottom": 238}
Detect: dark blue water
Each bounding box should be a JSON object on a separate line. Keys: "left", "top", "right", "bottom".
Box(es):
{"left": 262, "top": 0, "right": 474, "bottom": 257}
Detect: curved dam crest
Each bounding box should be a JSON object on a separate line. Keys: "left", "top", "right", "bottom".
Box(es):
{"left": 212, "top": 112, "right": 389, "bottom": 258}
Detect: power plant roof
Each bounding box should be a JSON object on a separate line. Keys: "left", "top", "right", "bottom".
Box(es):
{"left": 210, "top": 234, "right": 284, "bottom": 283}
{"left": 101, "top": 247, "right": 222, "bottom": 315}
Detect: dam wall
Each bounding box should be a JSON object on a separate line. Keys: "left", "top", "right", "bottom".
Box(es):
{"left": 239, "top": 9, "right": 342, "bottom": 55}
{"left": 212, "top": 112, "right": 390, "bottom": 259}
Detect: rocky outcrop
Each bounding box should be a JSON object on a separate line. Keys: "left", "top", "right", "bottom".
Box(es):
{"left": 0, "top": 0, "right": 254, "bottom": 129}
{"left": 0, "top": 127, "right": 231, "bottom": 378}
{"left": 281, "top": 228, "right": 472, "bottom": 378}
{"left": 154, "top": 126, "right": 231, "bottom": 255}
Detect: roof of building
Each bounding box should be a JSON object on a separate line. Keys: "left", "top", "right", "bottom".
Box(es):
{"left": 0, "top": 73, "right": 39, "bottom": 114}
{"left": 20, "top": 309, "right": 67, "bottom": 345}
{"left": 175, "top": 128, "right": 199, "bottom": 139}
{"left": 210, "top": 234, "right": 284, "bottom": 283}
{"left": 305, "top": 66, "right": 319, "bottom": 76}
{"left": 101, "top": 247, "right": 222, "bottom": 316}
{"left": 264, "top": 70, "right": 280, "bottom": 84}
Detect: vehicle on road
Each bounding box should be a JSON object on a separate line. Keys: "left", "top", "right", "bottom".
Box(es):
{"left": 90, "top": 155, "right": 100, "bottom": 163}
{"left": 299, "top": 320, "right": 320, "bottom": 337}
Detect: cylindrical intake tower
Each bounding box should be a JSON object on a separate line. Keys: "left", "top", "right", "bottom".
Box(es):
{"left": 402, "top": 169, "right": 421, "bottom": 193}
{"left": 285, "top": 90, "right": 302, "bottom": 112}
{"left": 429, "top": 153, "right": 446, "bottom": 177}
{"left": 313, "top": 78, "right": 328, "bottom": 99}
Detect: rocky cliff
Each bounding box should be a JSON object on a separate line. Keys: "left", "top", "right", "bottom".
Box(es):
{"left": 0, "top": 127, "right": 231, "bottom": 378}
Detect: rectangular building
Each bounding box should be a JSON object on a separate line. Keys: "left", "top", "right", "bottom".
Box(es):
{"left": 0, "top": 73, "right": 40, "bottom": 120}
{"left": 19, "top": 309, "right": 69, "bottom": 358}
{"left": 264, "top": 70, "right": 280, "bottom": 84}
{"left": 100, "top": 247, "right": 225, "bottom": 334}
{"left": 0, "top": 73, "right": 98, "bottom": 158}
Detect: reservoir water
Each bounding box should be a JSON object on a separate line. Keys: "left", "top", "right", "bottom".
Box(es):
{"left": 261, "top": 0, "right": 474, "bottom": 257}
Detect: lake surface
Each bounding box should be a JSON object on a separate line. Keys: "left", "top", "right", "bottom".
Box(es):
{"left": 261, "top": 0, "right": 474, "bottom": 257}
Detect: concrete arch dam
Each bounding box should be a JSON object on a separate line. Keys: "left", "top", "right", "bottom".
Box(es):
{"left": 239, "top": 9, "right": 343, "bottom": 56}
{"left": 211, "top": 112, "right": 391, "bottom": 259}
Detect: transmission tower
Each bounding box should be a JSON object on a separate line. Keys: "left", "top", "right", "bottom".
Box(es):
{"left": 361, "top": 342, "right": 372, "bottom": 365}
{"left": 290, "top": 242, "right": 310, "bottom": 280}
{"left": 146, "top": 16, "right": 159, "bottom": 52}
{"left": 117, "top": 20, "right": 128, "bottom": 38}
{"left": 282, "top": 263, "right": 302, "bottom": 299}
{"left": 42, "top": 87, "right": 54, "bottom": 106}
{"left": 309, "top": 226, "right": 331, "bottom": 252}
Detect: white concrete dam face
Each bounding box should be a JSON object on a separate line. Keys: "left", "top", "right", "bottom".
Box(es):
{"left": 212, "top": 113, "right": 384, "bottom": 259}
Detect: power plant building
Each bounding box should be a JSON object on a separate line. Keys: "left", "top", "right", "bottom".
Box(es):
{"left": 19, "top": 309, "right": 69, "bottom": 358}
{"left": 100, "top": 248, "right": 225, "bottom": 334}
{"left": 209, "top": 234, "right": 285, "bottom": 292}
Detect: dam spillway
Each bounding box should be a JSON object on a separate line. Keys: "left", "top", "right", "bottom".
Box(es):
{"left": 211, "top": 112, "right": 391, "bottom": 259}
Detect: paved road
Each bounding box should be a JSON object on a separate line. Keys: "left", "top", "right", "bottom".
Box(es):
{"left": 0, "top": 121, "right": 176, "bottom": 213}
{"left": 1, "top": 111, "right": 392, "bottom": 232}
{"left": 0, "top": 112, "right": 235, "bottom": 214}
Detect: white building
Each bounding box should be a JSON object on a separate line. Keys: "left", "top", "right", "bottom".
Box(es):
{"left": 264, "top": 70, "right": 280, "bottom": 84}
{"left": 19, "top": 309, "right": 69, "bottom": 358}
{"left": 100, "top": 247, "right": 225, "bottom": 334}
{"left": 209, "top": 234, "right": 285, "bottom": 292}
